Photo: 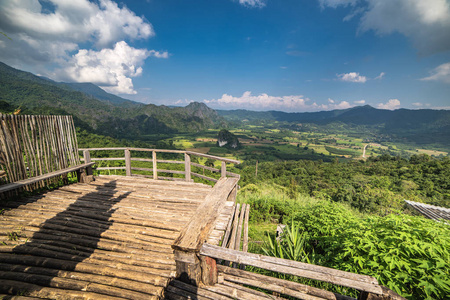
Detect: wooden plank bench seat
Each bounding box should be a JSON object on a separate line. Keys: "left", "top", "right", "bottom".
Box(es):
{"left": 0, "top": 162, "right": 95, "bottom": 194}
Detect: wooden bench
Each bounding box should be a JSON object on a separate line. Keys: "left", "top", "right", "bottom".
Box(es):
{"left": 0, "top": 162, "right": 95, "bottom": 194}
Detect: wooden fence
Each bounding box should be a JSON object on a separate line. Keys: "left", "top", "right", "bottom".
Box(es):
{"left": 79, "top": 148, "right": 240, "bottom": 184}
{"left": 0, "top": 114, "right": 80, "bottom": 189}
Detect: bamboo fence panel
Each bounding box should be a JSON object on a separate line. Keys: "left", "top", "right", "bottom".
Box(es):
{"left": 0, "top": 114, "right": 80, "bottom": 191}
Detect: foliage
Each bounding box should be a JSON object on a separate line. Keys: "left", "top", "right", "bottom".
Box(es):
{"left": 238, "top": 154, "right": 450, "bottom": 211}
{"left": 240, "top": 183, "right": 450, "bottom": 299}
{"left": 262, "top": 219, "right": 310, "bottom": 263}
{"left": 293, "top": 202, "right": 450, "bottom": 299}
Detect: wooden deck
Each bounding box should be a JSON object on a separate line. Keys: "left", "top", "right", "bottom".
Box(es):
{"left": 0, "top": 175, "right": 222, "bottom": 299}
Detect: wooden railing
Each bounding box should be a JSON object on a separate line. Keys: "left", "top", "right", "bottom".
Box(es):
{"left": 196, "top": 244, "right": 405, "bottom": 300}
{"left": 0, "top": 114, "right": 94, "bottom": 196}
{"left": 79, "top": 147, "right": 240, "bottom": 184}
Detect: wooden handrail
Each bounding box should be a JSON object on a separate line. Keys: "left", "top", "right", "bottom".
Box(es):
{"left": 78, "top": 148, "right": 240, "bottom": 184}
{"left": 200, "top": 243, "right": 406, "bottom": 299}
{"left": 173, "top": 177, "right": 239, "bottom": 252}
{"left": 201, "top": 243, "right": 381, "bottom": 294}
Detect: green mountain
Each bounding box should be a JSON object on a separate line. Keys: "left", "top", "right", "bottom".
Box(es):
{"left": 62, "top": 82, "right": 143, "bottom": 108}
{"left": 0, "top": 61, "right": 226, "bottom": 138}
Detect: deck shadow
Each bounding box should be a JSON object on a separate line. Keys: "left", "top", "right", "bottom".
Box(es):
{"left": 0, "top": 180, "right": 131, "bottom": 296}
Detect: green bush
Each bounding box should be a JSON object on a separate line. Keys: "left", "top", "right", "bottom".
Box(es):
{"left": 292, "top": 201, "right": 450, "bottom": 299}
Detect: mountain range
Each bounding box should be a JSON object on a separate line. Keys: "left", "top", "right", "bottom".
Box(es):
{"left": 0, "top": 61, "right": 225, "bottom": 138}
{"left": 1, "top": 61, "right": 449, "bottom": 147}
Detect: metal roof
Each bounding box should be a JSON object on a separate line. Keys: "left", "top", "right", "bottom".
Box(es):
{"left": 405, "top": 200, "right": 450, "bottom": 221}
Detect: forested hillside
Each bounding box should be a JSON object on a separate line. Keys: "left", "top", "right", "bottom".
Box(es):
{"left": 0, "top": 62, "right": 226, "bottom": 138}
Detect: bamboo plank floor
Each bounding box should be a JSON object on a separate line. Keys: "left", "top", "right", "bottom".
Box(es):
{"left": 0, "top": 175, "right": 215, "bottom": 299}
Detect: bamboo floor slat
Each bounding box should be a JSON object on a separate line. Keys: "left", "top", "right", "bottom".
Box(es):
{"left": 0, "top": 175, "right": 216, "bottom": 299}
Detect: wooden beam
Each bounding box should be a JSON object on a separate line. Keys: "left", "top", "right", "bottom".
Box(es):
{"left": 125, "top": 149, "right": 131, "bottom": 176}
{"left": 0, "top": 162, "right": 95, "bottom": 194}
{"left": 243, "top": 204, "right": 250, "bottom": 253}
{"left": 152, "top": 151, "right": 157, "bottom": 180}
{"left": 221, "top": 161, "right": 226, "bottom": 178}
{"left": 184, "top": 153, "right": 191, "bottom": 182}
{"left": 190, "top": 172, "right": 218, "bottom": 183}
{"left": 172, "top": 177, "right": 239, "bottom": 252}
{"left": 185, "top": 151, "right": 240, "bottom": 164}
{"left": 200, "top": 244, "right": 384, "bottom": 295}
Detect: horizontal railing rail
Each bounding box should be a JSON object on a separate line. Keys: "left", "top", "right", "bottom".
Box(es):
{"left": 198, "top": 243, "right": 406, "bottom": 300}
{"left": 79, "top": 147, "right": 240, "bottom": 184}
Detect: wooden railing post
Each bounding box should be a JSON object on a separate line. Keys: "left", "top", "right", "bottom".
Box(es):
{"left": 78, "top": 150, "right": 93, "bottom": 183}
{"left": 152, "top": 150, "right": 157, "bottom": 180}
{"left": 221, "top": 161, "right": 226, "bottom": 178}
{"left": 124, "top": 149, "right": 131, "bottom": 176}
{"left": 185, "top": 153, "right": 191, "bottom": 182}
{"left": 83, "top": 150, "right": 93, "bottom": 176}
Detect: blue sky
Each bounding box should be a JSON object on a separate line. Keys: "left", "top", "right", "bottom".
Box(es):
{"left": 1, "top": 0, "right": 449, "bottom": 112}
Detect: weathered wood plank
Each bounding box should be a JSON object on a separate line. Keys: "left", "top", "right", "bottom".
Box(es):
{"left": 0, "top": 162, "right": 95, "bottom": 193}
{"left": 185, "top": 151, "right": 240, "bottom": 164}
{"left": 200, "top": 243, "right": 383, "bottom": 294}
{"left": 172, "top": 177, "right": 239, "bottom": 252}
{"left": 243, "top": 204, "right": 250, "bottom": 253}
{"left": 218, "top": 265, "right": 356, "bottom": 300}
{"left": 191, "top": 171, "right": 218, "bottom": 183}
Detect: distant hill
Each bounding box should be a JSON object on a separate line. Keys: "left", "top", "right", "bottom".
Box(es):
{"left": 218, "top": 105, "right": 450, "bottom": 147}
{"left": 62, "top": 82, "right": 143, "bottom": 108}
{"left": 0, "top": 61, "right": 226, "bottom": 138}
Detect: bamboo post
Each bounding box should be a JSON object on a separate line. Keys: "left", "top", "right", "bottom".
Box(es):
{"left": 185, "top": 153, "right": 191, "bottom": 182}
{"left": 221, "top": 161, "right": 226, "bottom": 178}
{"left": 152, "top": 150, "right": 158, "bottom": 180}
{"left": 125, "top": 149, "right": 131, "bottom": 176}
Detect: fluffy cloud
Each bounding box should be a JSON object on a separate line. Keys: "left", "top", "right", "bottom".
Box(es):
{"left": 375, "top": 72, "right": 385, "bottom": 80}
{"left": 320, "top": 0, "right": 450, "bottom": 54}
{"left": 238, "top": 0, "right": 267, "bottom": 8}
{"left": 337, "top": 72, "right": 367, "bottom": 83}
{"left": 377, "top": 99, "right": 401, "bottom": 110}
{"left": 421, "top": 62, "right": 450, "bottom": 84}
{"left": 203, "top": 91, "right": 354, "bottom": 112}
{"left": 56, "top": 41, "right": 167, "bottom": 94}
{"left": 0, "top": 0, "right": 161, "bottom": 94}
{"left": 354, "top": 100, "right": 366, "bottom": 104}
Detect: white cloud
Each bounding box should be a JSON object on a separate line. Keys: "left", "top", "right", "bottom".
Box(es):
{"left": 412, "top": 102, "right": 423, "bottom": 107}
{"left": 0, "top": 0, "right": 162, "bottom": 95}
{"left": 55, "top": 41, "right": 167, "bottom": 94}
{"left": 238, "top": 0, "right": 267, "bottom": 8}
{"left": 203, "top": 91, "right": 354, "bottom": 112}
{"left": 319, "top": 0, "right": 357, "bottom": 9}
{"left": 421, "top": 62, "right": 450, "bottom": 84}
{"left": 320, "top": 0, "right": 450, "bottom": 54}
{"left": 328, "top": 98, "right": 335, "bottom": 103}
{"left": 375, "top": 72, "right": 385, "bottom": 80}
{"left": 377, "top": 99, "right": 401, "bottom": 110}
{"left": 337, "top": 72, "right": 367, "bottom": 83}
{"left": 354, "top": 100, "right": 366, "bottom": 104}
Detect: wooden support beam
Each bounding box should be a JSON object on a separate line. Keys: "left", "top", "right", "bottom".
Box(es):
{"left": 221, "top": 161, "right": 226, "bottom": 178}
{"left": 125, "top": 149, "right": 131, "bottom": 176}
{"left": 174, "top": 250, "right": 201, "bottom": 286}
{"left": 200, "top": 256, "right": 218, "bottom": 286}
{"left": 185, "top": 153, "right": 191, "bottom": 182}
{"left": 152, "top": 151, "right": 157, "bottom": 180}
